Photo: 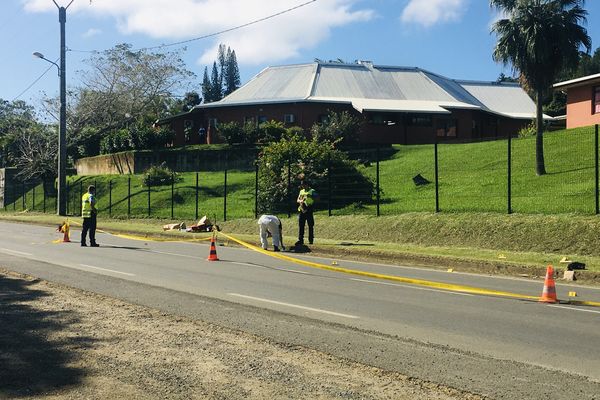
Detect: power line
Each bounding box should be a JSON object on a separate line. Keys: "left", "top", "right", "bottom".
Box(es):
{"left": 12, "top": 59, "right": 59, "bottom": 101}
{"left": 68, "top": 0, "right": 317, "bottom": 54}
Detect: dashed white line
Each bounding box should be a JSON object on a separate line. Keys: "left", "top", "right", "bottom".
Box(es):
{"left": 79, "top": 264, "right": 135, "bottom": 276}
{"left": 228, "top": 293, "right": 359, "bottom": 319}
{"left": 550, "top": 304, "right": 600, "bottom": 315}
{"left": 0, "top": 248, "right": 33, "bottom": 257}
{"left": 350, "top": 278, "right": 475, "bottom": 297}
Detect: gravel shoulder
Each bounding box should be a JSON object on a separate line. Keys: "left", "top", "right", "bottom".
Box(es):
{"left": 0, "top": 269, "right": 482, "bottom": 400}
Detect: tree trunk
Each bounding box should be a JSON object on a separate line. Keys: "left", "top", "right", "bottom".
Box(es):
{"left": 535, "top": 90, "right": 546, "bottom": 176}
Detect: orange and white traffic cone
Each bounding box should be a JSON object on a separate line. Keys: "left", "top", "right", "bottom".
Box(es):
{"left": 539, "top": 265, "right": 557, "bottom": 303}
{"left": 207, "top": 234, "right": 219, "bottom": 261}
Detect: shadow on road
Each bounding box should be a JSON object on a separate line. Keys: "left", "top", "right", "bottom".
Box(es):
{"left": 0, "top": 274, "right": 92, "bottom": 397}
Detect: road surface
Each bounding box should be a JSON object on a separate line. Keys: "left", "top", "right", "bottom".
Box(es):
{"left": 1, "top": 220, "right": 599, "bottom": 399}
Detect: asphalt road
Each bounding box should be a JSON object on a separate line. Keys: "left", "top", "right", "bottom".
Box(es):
{"left": 1, "top": 220, "right": 599, "bottom": 399}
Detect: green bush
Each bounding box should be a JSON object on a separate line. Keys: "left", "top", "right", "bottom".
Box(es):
{"left": 518, "top": 121, "right": 536, "bottom": 138}
{"left": 142, "top": 163, "right": 180, "bottom": 187}
{"left": 257, "top": 137, "right": 375, "bottom": 213}
{"left": 310, "top": 110, "right": 362, "bottom": 147}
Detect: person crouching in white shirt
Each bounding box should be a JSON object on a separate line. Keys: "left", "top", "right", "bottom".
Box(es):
{"left": 258, "top": 215, "right": 284, "bottom": 252}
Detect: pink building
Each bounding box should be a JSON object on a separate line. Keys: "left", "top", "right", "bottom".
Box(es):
{"left": 553, "top": 73, "right": 600, "bottom": 129}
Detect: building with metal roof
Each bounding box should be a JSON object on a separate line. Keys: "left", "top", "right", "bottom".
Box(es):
{"left": 553, "top": 73, "right": 600, "bottom": 129}
{"left": 157, "top": 61, "right": 538, "bottom": 146}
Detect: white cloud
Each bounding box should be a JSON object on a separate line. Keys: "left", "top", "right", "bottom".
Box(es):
{"left": 400, "top": 0, "right": 468, "bottom": 28}
{"left": 23, "top": 0, "right": 374, "bottom": 66}
{"left": 82, "top": 28, "right": 102, "bottom": 38}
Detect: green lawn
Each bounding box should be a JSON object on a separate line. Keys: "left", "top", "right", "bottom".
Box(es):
{"left": 5, "top": 126, "right": 599, "bottom": 219}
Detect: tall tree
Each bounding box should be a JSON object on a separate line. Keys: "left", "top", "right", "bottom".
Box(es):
{"left": 66, "top": 43, "right": 195, "bottom": 157}
{"left": 224, "top": 49, "right": 241, "bottom": 96}
{"left": 210, "top": 61, "right": 222, "bottom": 102}
{"left": 201, "top": 66, "right": 212, "bottom": 103}
{"left": 491, "top": 0, "right": 591, "bottom": 176}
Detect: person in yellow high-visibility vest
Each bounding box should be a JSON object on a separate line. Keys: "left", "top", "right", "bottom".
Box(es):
{"left": 81, "top": 185, "right": 99, "bottom": 247}
{"left": 296, "top": 180, "right": 318, "bottom": 246}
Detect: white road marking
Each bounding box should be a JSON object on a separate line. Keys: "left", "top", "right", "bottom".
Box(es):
{"left": 149, "top": 249, "right": 203, "bottom": 260}
{"left": 350, "top": 278, "right": 475, "bottom": 297}
{"left": 228, "top": 261, "right": 266, "bottom": 269}
{"left": 228, "top": 293, "right": 359, "bottom": 319}
{"left": 550, "top": 305, "right": 600, "bottom": 315}
{"left": 0, "top": 248, "right": 33, "bottom": 257}
{"left": 279, "top": 268, "right": 310, "bottom": 275}
{"left": 79, "top": 264, "right": 135, "bottom": 276}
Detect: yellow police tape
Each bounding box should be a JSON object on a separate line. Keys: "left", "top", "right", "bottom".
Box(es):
{"left": 217, "top": 231, "right": 600, "bottom": 308}
{"left": 62, "top": 219, "right": 213, "bottom": 243}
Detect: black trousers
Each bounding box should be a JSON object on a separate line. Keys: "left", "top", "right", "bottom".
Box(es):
{"left": 81, "top": 213, "right": 97, "bottom": 245}
{"left": 298, "top": 211, "right": 314, "bottom": 244}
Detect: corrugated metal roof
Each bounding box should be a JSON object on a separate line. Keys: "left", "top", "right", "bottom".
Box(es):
{"left": 459, "top": 81, "right": 536, "bottom": 119}
{"left": 220, "top": 64, "right": 316, "bottom": 103}
{"left": 199, "top": 61, "right": 537, "bottom": 119}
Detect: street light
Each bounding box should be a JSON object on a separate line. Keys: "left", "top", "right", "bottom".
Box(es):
{"left": 33, "top": 0, "right": 74, "bottom": 216}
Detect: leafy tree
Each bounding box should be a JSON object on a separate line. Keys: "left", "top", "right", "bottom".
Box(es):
{"left": 64, "top": 43, "right": 194, "bottom": 158}
{"left": 491, "top": 0, "right": 591, "bottom": 176}
{"left": 0, "top": 99, "right": 37, "bottom": 168}
{"left": 310, "top": 110, "right": 362, "bottom": 147}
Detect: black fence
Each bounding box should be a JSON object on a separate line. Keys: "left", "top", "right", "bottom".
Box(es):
{"left": 3, "top": 125, "right": 599, "bottom": 220}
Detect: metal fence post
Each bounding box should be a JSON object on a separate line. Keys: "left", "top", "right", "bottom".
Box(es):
{"left": 127, "top": 176, "right": 131, "bottom": 217}
{"left": 328, "top": 155, "right": 332, "bottom": 217}
{"left": 376, "top": 145, "right": 380, "bottom": 217}
{"left": 195, "top": 172, "right": 199, "bottom": 221}
{"left": 79, "top": 181, "right": 83, "bottom": 216}
{"left": 147, "top": 182, "right": 151, "bottom": 217}
{"left": 223, "top": 151, "right": 228, "bottom": 222}
{"left": 32, "top": 184, "right": 36, "bottom": 211}
{"left": 287, "top": 154, "right": 292, "bottom": 218}
{"left": 65, "top": 181, "right": 69, "bottom": 214}
{"left": 254, "top": 151, "right": 259, "bottom": 219}
{"left": 594, "top": 124, "right": 600, "bottom": 215}
{"left": 13, "top": 184, "right": 15, "bottom": 211}
{"left": 43, "top": 181, "right": 46, "bottom": 213}
{"left": 22, "top": 181, "right": 25, "bottom": 210}
{"left": 171, "top": 173, "right": 175, "bottom": 219}
{"left": 508, "top": 133, "right": 512, "bottom": 214}
{"left": 109, "top": 180, "right": 112, "bottom": 217}
{"left": 434, "top": 138, "right": 440, "bottom": 213}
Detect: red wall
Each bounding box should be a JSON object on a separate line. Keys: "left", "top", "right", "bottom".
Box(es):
{"left": 167, "top": 103, "right": 529, "bottom": 146}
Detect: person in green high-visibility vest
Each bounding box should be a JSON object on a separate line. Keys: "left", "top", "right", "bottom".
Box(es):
{"left": 81, "top": 185, "right": 99, "bottom": 247}
{"left": 296, "top": 180, "right": 318, "bottom": 246}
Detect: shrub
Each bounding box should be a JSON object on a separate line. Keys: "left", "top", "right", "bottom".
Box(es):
{"left": 142, "top": 162, "right": 180, "bottom": 187}
{"left": 518, "top": 121, "right": 536, "bottom": 138}
{"left": 257, "top": 137, "right": 375, "bottom": 213}
{"left": 310, "top": 110, "right": 362, "bottom": 147}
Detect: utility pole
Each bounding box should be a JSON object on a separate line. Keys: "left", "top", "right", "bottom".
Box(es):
{"left": 55, "top": 0, "right": 74, "bottom": 215}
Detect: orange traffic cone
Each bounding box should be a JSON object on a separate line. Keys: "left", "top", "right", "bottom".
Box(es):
{"left": 207, "top": 235, "right": 219, "bottom": 261}
{"left": 539, "top": 265, "right": 557, "bottom": 303}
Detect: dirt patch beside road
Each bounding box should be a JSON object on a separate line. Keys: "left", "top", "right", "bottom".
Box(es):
{"left": 0, "top": 269, "right": 482, "bottom": 400}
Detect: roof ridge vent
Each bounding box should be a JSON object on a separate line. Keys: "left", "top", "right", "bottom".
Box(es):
{"left": 356, "top": 60, "right": 374, "bottom": 69}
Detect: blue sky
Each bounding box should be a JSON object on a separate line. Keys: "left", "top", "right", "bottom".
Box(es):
{"left": 2, "top": 0, "right": 600, "bottom": 107}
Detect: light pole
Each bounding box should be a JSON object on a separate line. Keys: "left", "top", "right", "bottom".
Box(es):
{"left": 33, "top": 0, "right": 73, "bottom": 216}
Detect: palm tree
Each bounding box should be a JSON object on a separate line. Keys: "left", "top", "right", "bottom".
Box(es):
{"left": 491, "top": 0, "right": 591, "bottom": 175}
